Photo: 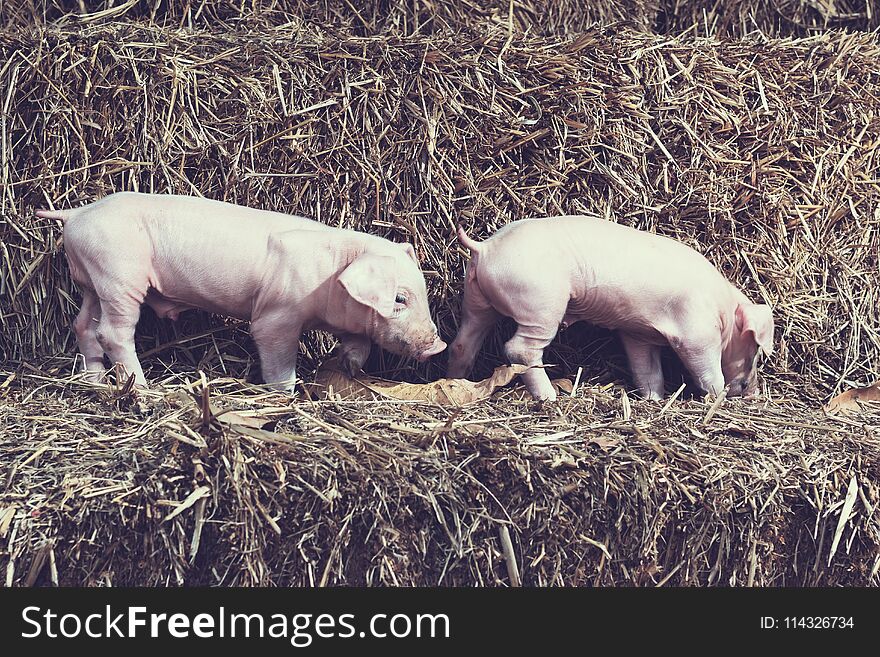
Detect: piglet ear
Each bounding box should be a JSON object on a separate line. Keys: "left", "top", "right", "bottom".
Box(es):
{"left": 399, "top": 242, "right": 418, "bottom": 264}
{"left": 338, "top": 254, "right": 398, "bottom": 318}
{"left": 736, "top": 303, "right": 774, "bottom": 356}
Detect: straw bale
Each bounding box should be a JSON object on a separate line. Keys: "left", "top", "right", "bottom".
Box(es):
{"left": 3, "top": 1, "right": 658, "bottom": 34}
{"left": 4, "top": 1, "right": 877, "bottom": 37}
{"left": 1, "top": 366, "right": 877, "bottom": 586}
{"left": 2, "top": 24, "right": 879, "bottom": 393}
{"left": 2, "top": 21, "right": 880, "bottom": 587}
{"left": 656, "top": 0, "right": 879, "bottom": 37}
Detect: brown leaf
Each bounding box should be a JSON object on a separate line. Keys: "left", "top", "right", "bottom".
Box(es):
{"left": 214, "top": 410, "right": 273, "bottom": 429}
{"left": 552, "top": 378, "right": 574, "bottom": 394}
{"left": 310, "top": 359, "right": 534, "bottom": 406}
{"left": 723, "top": 424, "right": 758, "bottom": 438}
{"left": 825, "top": 381, "right": 880, "bottom": 415}
{"left": 587, "top": 435, "right": 619, "bottom": 450}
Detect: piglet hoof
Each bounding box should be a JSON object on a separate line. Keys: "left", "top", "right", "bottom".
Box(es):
{"left": 104, "top": 374, "right": 145, "bottom": 411}
{"left": 278, "top": 384, "right": 300, "bottom": 398}
{"left": 340, "top": 353, "right": 364, "bottom": 378}
{"left": 531, "top": 391, "right": 559, "bottom": 404}
{"left": 74, "top": 370, "right": 106, "bottom": 387}
{"left": 272, "top": 387, "right": 299, "bottom": 401}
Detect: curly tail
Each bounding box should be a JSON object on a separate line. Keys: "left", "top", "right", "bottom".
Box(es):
{"left": 35, "top": 208, "right": 72, "bottom": 221}
{"left": 456, "top": 224, "right": 482, "bottom": 254}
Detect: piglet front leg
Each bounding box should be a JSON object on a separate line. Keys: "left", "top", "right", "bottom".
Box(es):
{"left": 337, "top": 334, "right": 372, "bottom": 377}
{"left": 669, "top": 330, "right": 725, "bottom": 398}
{"left": 251, "top": 310, "right": 302, "bottom": 393}
{"left": 619, "top": 332, "right": 665, "bottom": 400}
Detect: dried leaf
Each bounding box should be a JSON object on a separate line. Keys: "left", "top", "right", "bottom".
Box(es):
{"left": 552, "top": 378, "right": 574, "bottom": 393}
{"left": 311, "top": 359, "right": 535, "bottom": 406}
{"left": 215, "top": 410, "right": 273, "bottom": 429}
{"left": 825, "top": 381, "right": 880, "bottom": 415}
{"left": 0, "top": 506, "right": 17, "bottom": 538}
{"left": 828, "top": 475, "right": 859, "bottom": 565}
{"left": 162, "top": 486, "right": 211, "bottom": 523}
{"left": 587, "top": 435, "right": 619, "bottom": 450}
{"left": 723, "top": 424, "right": 758, "bottom": 438}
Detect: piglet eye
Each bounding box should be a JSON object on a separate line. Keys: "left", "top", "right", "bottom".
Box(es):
{"left": 395, "top": 293, "right": 407, "bottom": 305}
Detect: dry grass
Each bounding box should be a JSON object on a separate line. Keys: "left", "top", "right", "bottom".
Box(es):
{"left": 3, "top": 1, "right": 877, "bottom": 36}
{"left": 2, "top": 23, "right": 879, "bottom": 392}
{"left": 657, "top": 1, "right": 879, "bottom": 37}
{"left": 2, "top": 363, "right": 878, "bottom": 586}
{"left": 2, "top": 17, "right": 880, "bottom": 587}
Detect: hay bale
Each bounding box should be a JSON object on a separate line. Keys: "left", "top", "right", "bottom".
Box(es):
{"left": 656, "top": 0, "right": 880, "bottom": 37}
{"left": 2, "top": 21, "right": 880, "bottom": 588}
{"left": 1, "top": 368, "right": 878, "bottom": 586}
{"left": 2, "top": 24, "right": 880, "bottom": 393}
{"left": 5, "top": 0, "right": 878, "bottom": 36}
{"left": 3, "top": 0, "right": 659, "bottom": 33}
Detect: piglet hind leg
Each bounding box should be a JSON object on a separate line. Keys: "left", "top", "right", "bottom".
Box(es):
{"left": 619, "top": 333, "right": 665, "bottom": 400}
{"left": 447, "top": 282, "right": 500, "bottom": 379}
{"left": 72, "top": 288, "right": 106, "bottom": 381}
{"left": 498, "top": 285, "right": 568, "bottom": 402}
{"left": 251, "top": 312, "right": 302, "bottom": 394}
{"left": 94, "top": 297, "right": 147, "bottom": 386}
{"left": 505, "top": 322, "right": 560, "bottom": 402}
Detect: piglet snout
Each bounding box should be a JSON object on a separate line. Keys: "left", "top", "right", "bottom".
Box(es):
{"left": 726, "top": 378, "right": 752, "bottom": 398}
{"left": 417, "top": 336, "right": 447, "bottom": 362}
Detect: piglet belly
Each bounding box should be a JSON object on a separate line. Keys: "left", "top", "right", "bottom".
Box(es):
{"left": 143, "top": 290, "right": 196, "bottom": 321}
{"left": 144, "top": 253, "right": 264, "bottom": 321}
{"left": 565, "top": 295, "right": 668, "bottom": 345}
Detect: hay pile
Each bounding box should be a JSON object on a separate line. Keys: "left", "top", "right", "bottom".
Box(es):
{"left": 3, "top": 0, "right": 658, "bottom": 33}
{"left": 656, "top": 1, "right": 879, "bottom": 37}
{"left": 2, "top": 365, "right": 878, "bottom": 586}
{"left": 3, "top": 23, "right": 880, "bottom": 390}
{"left": 1, "top": 13, "right": 880, "bottom": 587}
{"left": 5, "top": 0, "right": 878, "bottom": 36}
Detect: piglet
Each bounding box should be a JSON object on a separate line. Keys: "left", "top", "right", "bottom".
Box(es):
{"left": 37, "top": 192, "right": 446, "bottom": 390}
{"left": 447, "top": 215, "right": 773, "bottom": 402}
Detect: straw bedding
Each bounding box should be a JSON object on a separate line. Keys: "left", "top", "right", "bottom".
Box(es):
{"left": 2, "top": 366, "right": 878, "bottom": 586}
{"left": 1, "top": 10, "right": 879, "bottom": 586}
